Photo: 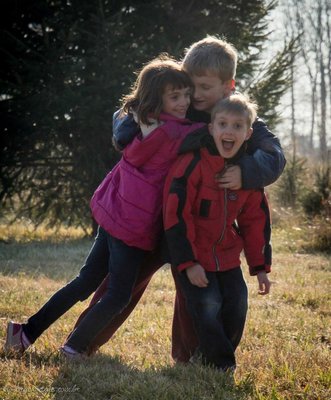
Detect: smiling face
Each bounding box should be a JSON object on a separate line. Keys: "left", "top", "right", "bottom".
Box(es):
{"left": 190, "top": 72, "right": 234, "bottom": 113}
{"left": 209, "top": 111, "right": 253, "bottom": 159}
{"left": 162, "top": 85, "right": 192, "bottom": 119}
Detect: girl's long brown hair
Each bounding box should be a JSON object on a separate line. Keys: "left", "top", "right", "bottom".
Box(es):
{"left": 121, "top": 54, "right": 193, "bottom": 125}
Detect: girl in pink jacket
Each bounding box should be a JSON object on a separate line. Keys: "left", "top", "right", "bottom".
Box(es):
{"left": 5, "top": 56, "right": 203, "bottom": 358}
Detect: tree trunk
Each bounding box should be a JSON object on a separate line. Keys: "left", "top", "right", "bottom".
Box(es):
{"left": 290, "top": 61, "right": 296, "bottom": 158}
{"left": 317, "top": 2, "right": 328, "bottom": 161}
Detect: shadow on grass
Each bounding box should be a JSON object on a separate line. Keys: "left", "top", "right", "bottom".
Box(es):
{"left": 0, "top": 238, "right": 93, "bottom": 281}
{"left": 0, "top": 349, "right": 253, "bottom": 399}
{"left": 50, "top": 353, "right": 253, "bottom": 400}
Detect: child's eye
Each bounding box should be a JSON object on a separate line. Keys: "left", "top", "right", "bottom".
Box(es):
{"left": 235, "top": 123, "right": 242, "bottom": 129}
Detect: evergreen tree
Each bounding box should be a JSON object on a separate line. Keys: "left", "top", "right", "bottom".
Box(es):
{"left": 0, "top": 0, "right": 291, "bottom": 229}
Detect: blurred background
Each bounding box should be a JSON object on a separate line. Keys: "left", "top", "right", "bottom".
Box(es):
{"left": 0, "top": 0, "right": 330, "bottom": 252}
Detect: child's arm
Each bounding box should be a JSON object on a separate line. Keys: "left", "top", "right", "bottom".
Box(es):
{"left": 218, "top": 118, "right": 286, "bottom": 190}
{"left": 112, "top": 110, "right": 161, "bottom": 151}
{"left": 186, "top": 263, "right": 209, "bottom": 287}
{"left": 257, "top": 271, "right": 271, "bottom": 295}
{"left": 236, "top": 189, "right": 272, "bottom": 294}
{"left": 163, "top": 153, "right": 201, "bottom": 274}
{"left": 112, "top": 110, "right": 139, "bottom": 151}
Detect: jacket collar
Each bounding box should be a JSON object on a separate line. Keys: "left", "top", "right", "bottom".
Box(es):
{"left": 158, "top": 112, "right": 193, "bottom": 125}
{"left": 186, "top": 106, "right": 211, "bottom": 123}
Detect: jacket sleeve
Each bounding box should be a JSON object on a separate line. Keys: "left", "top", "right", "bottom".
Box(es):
{"left": 236, "top": 189, "right": 272, "bottom": 275}
{"left": 112, "top": 109, "right": 139, "bottom": 151}
{"left": 238, "top": 118, "right": 286, "bottom": 189}
{"left": 163, "top": 153, "right": 201, "bottom": 271}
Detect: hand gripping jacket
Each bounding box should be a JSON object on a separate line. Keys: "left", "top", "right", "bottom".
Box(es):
{"left": 163, "top": 128, "right": 272, "bottom": 275}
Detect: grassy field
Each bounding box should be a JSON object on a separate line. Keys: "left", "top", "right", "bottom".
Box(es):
{"left": 0, "top": 221, "right": 330, "bottom": 400}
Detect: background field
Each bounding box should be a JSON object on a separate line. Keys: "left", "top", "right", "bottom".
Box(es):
{"left": 0, "top": 221, "right": 330, "bottom": 400}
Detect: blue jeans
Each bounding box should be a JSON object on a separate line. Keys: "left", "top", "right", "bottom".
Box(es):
{"left": 178, "top": 267, "right": 248, "bottom": 371}
{"left": 24, "top": 226, "right": 147, "bottom": 352}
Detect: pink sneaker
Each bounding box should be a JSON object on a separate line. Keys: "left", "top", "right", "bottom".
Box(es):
{"left": 4, "top": 321, "right": 30, "bottom": 355}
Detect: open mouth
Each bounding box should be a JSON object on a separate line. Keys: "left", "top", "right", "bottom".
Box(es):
{"left": 222, "top": 139, "right": 235, "bottom": 151}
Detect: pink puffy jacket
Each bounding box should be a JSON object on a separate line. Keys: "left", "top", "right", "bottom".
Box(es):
{"left": 90, "top": 113, "right": 204, "bottom": 250}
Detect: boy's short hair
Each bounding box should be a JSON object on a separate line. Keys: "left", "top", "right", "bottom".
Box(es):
{"left": 211, "top": 93, "right": 258, "bottom": 127}
{"left": 182, "top": 35, "right": 237, "bottom": 82}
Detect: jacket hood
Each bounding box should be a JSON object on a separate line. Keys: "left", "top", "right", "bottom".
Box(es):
{"left": 158, "top": 112, "right": 192, "bottom": 124}
{"left": 178, "top": 126, "right": 212, "bottom": 154}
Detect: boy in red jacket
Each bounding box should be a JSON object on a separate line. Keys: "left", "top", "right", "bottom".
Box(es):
{"left": 163, "top": 93, "right": 272, "bottom": 371}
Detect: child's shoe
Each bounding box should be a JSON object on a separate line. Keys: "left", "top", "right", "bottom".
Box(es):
{"left": 4, "top": 321, "right": 31, "bottom": 355}
{"left": 59, "top": 344, "right": 87, "bottom": 361}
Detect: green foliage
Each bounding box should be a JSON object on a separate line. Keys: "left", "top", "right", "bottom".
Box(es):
{"left": 314, "top": 164, "right": 331, "bottom": 202}
{"left": 301, "top": 164, "right": 330, "bottom": 216}
{"left": 275, "top": 155, "right": 307, "bottom": 207}
{"left": 0, "top": 0, "right": 292, "bottom": 228}
{"left": 300, "top": 164, "right": 331, "bottom": 253}
{"left": 248, "top": 38, "right": 299, "bottom": 128}
{"left": 301, "top": 191, "right": 324, "bottom": 215}
{"left": 274, "top": 159, "right": 331, "bottom": 253}
{"left": 303, "top": 218, "right": 331, "bottom": 254}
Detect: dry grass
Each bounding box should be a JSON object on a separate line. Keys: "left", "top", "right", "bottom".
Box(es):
{"left": 0, "top": 218, "right": 89, "bottom": 243}
{"left": 0, "top": 222, "right": 330, "bottom": 399}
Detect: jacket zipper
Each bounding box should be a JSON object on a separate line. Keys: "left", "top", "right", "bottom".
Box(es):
{"left": 212, "top": 188, "right": 227, "bottom": 271}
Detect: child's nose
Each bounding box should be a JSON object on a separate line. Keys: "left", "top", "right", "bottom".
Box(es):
{"left": 192, "top": 87, "right": 200, "bottom": 99}
{"left": 180, "top": 96, "right": 190, "bottom": 106}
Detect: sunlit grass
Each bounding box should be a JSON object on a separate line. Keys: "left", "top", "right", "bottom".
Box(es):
{"left": 0, "top": 218, "right": 89, "bottom": 243}
{"left": 0, "top": 222, "right": 330, "bottom": 399}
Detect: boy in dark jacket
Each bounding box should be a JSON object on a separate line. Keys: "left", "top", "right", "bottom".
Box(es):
{"left": 164, "top": 93, "right": 271, "bottom": 371}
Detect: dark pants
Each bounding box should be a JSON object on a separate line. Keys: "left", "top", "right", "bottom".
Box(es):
{"left": 69, "top": 252, "right": 163, "bottom": 354}
{"left": 177, "top": 267, "right": 248, "bottom": 371}
{"left": 24, "top": 226, "right": 147, "bottom": 352}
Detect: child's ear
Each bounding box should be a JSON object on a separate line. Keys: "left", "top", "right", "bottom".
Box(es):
{"left": 224, "top": 79, "right": 235, "bottom": 97}
{"left": 245, "top": 127, "right": 253, "bottom": 141}
{"left": 208, "top": 123, "right": 213, "bottom": 134}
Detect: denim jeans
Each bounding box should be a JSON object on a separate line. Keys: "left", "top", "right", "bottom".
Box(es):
{"left": 24, "top": 226, "right": 147, "bottom": 352}
{"left": 178, "top": 267, "right": 248, "bottom": 371}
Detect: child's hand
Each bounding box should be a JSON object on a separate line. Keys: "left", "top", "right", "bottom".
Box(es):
{"left": 186, "top": 263, "right": 209, "bottom": 287}
{"left": 257, "top": 271, "right": 271, "bottom": 295}
{"left": 216, "top": 165, "right": 242, "bottom": 190}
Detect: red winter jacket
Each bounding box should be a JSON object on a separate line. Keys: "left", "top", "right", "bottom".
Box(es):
{"left": 163, "top": 129, "right": 272, "bottom": 275}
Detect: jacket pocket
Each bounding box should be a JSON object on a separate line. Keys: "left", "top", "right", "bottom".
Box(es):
{"left": 195, "top": 186, "right": 221, "bottom": 219}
